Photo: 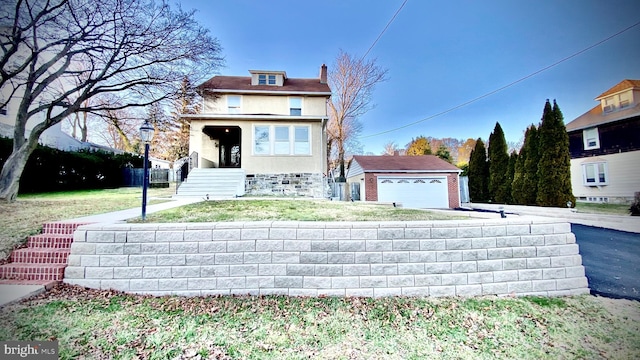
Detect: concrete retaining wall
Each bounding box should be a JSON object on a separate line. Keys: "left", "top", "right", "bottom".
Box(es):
{"left": 64, "top": 218, "right": 590, "bottom": 297}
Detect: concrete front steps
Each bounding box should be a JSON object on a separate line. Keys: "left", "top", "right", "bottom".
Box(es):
{"left": 175, "top": 168, "right": 245, "bottom": 198}
{"left": 0, "top": 222, "right": 88, "bottom": 288}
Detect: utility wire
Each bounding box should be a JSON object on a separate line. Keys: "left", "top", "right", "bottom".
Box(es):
{"left": 361, "top": 0, "right": 409, "bottom": 61}
{"left": 358, "top": 19, "right": 640, "bottom": 139}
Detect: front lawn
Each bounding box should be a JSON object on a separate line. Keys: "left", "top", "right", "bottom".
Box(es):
{"left": 135, "top": 199, "right": 466, "bottom": 223}
{"left": 1, "top": 285, "right": 638, "bottom": 359}
{"left": 0, "top": 187, "right": 175, "bottom": 260}
{"left": 575, "top": 202, "right": 631, "bottom": 216}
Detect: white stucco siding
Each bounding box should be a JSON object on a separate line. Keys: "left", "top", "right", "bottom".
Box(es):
{"left": 189, "top": 119, "right": 325, "bottom": 174}
{"left": 203, "top": 94, "right": 327, "bottom": 116}
{"left": 570, "top": 150, "right": 640, "bottom": 201}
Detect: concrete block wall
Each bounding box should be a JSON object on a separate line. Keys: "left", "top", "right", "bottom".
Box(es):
{"left": 64, "top": 218, "right": 590, "bottom": 297}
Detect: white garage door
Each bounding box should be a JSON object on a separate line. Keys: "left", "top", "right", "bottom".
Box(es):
{"left": 377, "top": 176, "right": 449, "bottom": 208}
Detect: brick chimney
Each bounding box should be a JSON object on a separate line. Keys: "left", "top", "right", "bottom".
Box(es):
{"left": 320, "top": 64, "right": 327, "bottom": 84}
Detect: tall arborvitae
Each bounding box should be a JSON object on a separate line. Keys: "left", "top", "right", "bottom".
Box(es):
{"left": 488, "top": 122, "right": 510, "bottom": 203}
{"left": 468, "top": 138, "right": 489, "bottom": 202}
{"left": 522, "top": 125, "right": 539, "bottom": 205}
{"left": 512, "top": 125, "right": 536, "bottom": 204}
{"left": 536, "top": 100, "right": 576, "bottom": 207}
{"left": 506, "top": 151, "right": 518, "bottom": 204}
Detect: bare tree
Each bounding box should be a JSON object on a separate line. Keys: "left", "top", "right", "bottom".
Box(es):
{"left": 381, "top": 141, "right": 401, "bottom": 156}
{"left": 0, "top": 0, "right": 223, "bottom": 202}
{"left": 327, "top": 50, "right": 387, "bottom": 181}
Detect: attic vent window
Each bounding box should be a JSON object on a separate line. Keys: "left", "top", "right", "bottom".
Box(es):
{"left": 414, "top": 179, "right": 425, "bottom": 183}
{"left": 430, "top": 180, "right": 441, "bottom": 183}
{"left": 381, "top": 180, "right": 393, "bottom": 183}
{"left": 398, "top": 180, "right": 409, "bottom": 183}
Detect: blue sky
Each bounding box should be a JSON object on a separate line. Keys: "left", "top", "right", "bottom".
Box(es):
{"left": 179, "top": 0, "right": 640, "bottom": 154}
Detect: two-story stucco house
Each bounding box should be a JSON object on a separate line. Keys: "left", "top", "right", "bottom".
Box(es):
{"left": 566, "top": 79, "right": 640, "bottom": 204}
{"left": 177, "top": 65, "right": 331, "bottom": 198}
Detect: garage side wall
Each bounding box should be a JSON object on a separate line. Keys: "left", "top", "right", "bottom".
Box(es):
{"left": 65, "top": 218, "right": 589, "bottom": 298}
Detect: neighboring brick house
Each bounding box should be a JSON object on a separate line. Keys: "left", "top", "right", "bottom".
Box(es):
{"left": 346, "top": 154, "right": 462, "bottom": 209}
{"left": 565, "top": 79, "right": 640, "bottom": 204}
{"left": 179, "top": 65, "right": 331, "bottom": 197}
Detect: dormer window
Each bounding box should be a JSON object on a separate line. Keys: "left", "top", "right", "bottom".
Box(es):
{"left": 250, "top": 70, "right": 286, "bottom": 86}
{"left": 620, "top": 99, "right": 630, "bottom": 109}
{"left": 258, "top": 74, "right": 276, "bottom": 85}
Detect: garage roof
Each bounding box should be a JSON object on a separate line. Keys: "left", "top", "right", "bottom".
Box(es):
{"left": 348, "top": 155, "right": 461, "bottom": 177}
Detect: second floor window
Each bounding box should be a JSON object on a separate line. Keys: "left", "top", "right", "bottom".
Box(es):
{"left": 227, "top": 95, "right": 241, "bottom": 114}
{"left": 289, "top": 97, "right": 302, "bottom": 116}
{"left": 583, "top": 127, "right": 599, "bottom": 150}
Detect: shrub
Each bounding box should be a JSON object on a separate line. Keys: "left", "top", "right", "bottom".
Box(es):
{"left": 630, "top": 192, "right": 640, "bottom": 216}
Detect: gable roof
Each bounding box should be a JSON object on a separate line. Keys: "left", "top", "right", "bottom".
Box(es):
{"left": 565, "top": 102, "right": 640, "bottom": 131}
{"left": 352, "top": 155, "right": 461, "bottom": 172}
{"left": 198, "top": 75, "right": 331, "bottom": 95}
{"left": 595, "top": 79, "right": 640, "bottom": 100}
{"left": 566, "top": 79, "right": 640, "bottom": 132}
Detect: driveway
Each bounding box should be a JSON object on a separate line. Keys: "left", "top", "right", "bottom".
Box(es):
{"left": 572, "top": 224, "right": 640, "bottom": 301}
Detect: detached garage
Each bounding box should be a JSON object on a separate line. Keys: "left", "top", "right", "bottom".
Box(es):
{"left": 346, "top": 155, "right": 462, "bottom": 209}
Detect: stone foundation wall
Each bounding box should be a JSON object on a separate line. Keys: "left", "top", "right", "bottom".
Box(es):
{"left": 64, "top": 218, "right": 589, "bottom": 298}
{"left": 245, "top": 173, "right": 327, "bottom": 198}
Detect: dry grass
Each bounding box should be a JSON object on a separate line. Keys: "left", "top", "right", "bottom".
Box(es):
{"left": 0, "top": 285, "right": 638, "bottom": 359}
{"left": 0, "top": 186, "right": 175, "bottom": 260}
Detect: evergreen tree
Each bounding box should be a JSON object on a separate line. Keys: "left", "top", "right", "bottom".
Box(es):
{"left": 512, "top": 125, "right": 536, "bottom": 204}
{"left": 435, "top": 144, "right": 453, "bottom": 163}
{"left": 522, "top": 125, "right": 540, "bottom": 205}
{"left": 506, "top": 151, "right": 518, "bottom": 204}
{"left": 468, "top": 138, "right": 489, "bottom": 202}
{"left": 536, "top": 100, "right": 575, "bottom": 207}
{"left": 488, "top": 122, "right": 510, "bottom": 203}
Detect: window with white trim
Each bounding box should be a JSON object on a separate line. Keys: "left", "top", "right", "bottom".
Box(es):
{"left": 289, "top": 97, "right": 302, "bottom": 116}
{"left": 583, "top": 127, "right": 599, "bottom": 150}
{"left": 582, "top": 162, "right": 608, "bottom": 186}
{"left": 254, "top": 126, "right": 270, "bottom": 155}
{"left": 294, "top": 126, "right": 310, "bottom": 154}
{"left": 274, "top": 126, "right": 290, "bottom": 155}
{"left": 253, "top": 125, "right": 311, "bottom": 155}
{"left": 258, "top": 74, "right": 276, "bottom": 85}
{"left": 227, "top": 95, "right": 241, "bottom": 114}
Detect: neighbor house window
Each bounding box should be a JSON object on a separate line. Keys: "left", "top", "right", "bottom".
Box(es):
{"left": 254, "top": 126, "right": 270, "bottom": 155}
{"left": 227, "top": 95, "right": 241, "bottom": 114}
{"left": 289, "top": 97, "right": 302, "bottom": 116}
{"left": 582, "top": 162, "right": 607, "bottom": 186}
{"left": 268, "top": 75, "right": 276, "bottom": 85}
{"left": 274, "top": 126, "right": 290, "bottom": 155}
{"left": 294, "top": 126, "right": 310, "bottom": 154}
{"left": 583, "top": 127, "right": 599, "bottom": 150}
{"left": 253, "top": 125, "right": 311, "bottom": 156}
{"left": 0, "top": 106, "right": 6, "bottom": 116}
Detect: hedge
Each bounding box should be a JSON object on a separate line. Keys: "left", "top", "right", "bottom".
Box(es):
{"left": 0, "top": 137, "right": 143, "bottom": 194}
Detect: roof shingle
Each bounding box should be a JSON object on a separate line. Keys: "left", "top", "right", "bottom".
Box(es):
{"left": 595, "top": 79, "right": 640, "bottom": 99}
{"left": 352, "top": 155, "right": 461, "bottom": 172}
{"left": 199, "top": 76, "right": 331, "bottom": 94}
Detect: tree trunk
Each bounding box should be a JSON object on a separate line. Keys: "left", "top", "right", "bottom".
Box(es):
{"left": 337, "top": 139, "right": 346, "bottom": 182}
{"left": 0, "top": 139, "right": 38, "bottom": 202}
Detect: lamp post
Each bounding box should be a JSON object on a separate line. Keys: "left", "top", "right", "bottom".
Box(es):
{"left": 139, "top": 120, "right": 154, "bottom": 221}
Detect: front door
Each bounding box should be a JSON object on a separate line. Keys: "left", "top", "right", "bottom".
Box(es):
{"left": 203, "top": 126, "right": 241, "bottom": 168}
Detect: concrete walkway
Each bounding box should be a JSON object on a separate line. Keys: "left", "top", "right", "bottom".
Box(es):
{"left": 462, "top": 203, "right": 640, "bottom": 234}
{"left": 0, "top": 196, "right": 203, "bottom": 307}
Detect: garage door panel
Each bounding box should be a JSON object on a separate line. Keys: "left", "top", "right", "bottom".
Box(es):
{"left": 377, "top": 177, "right": 448, "bottom": 208}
